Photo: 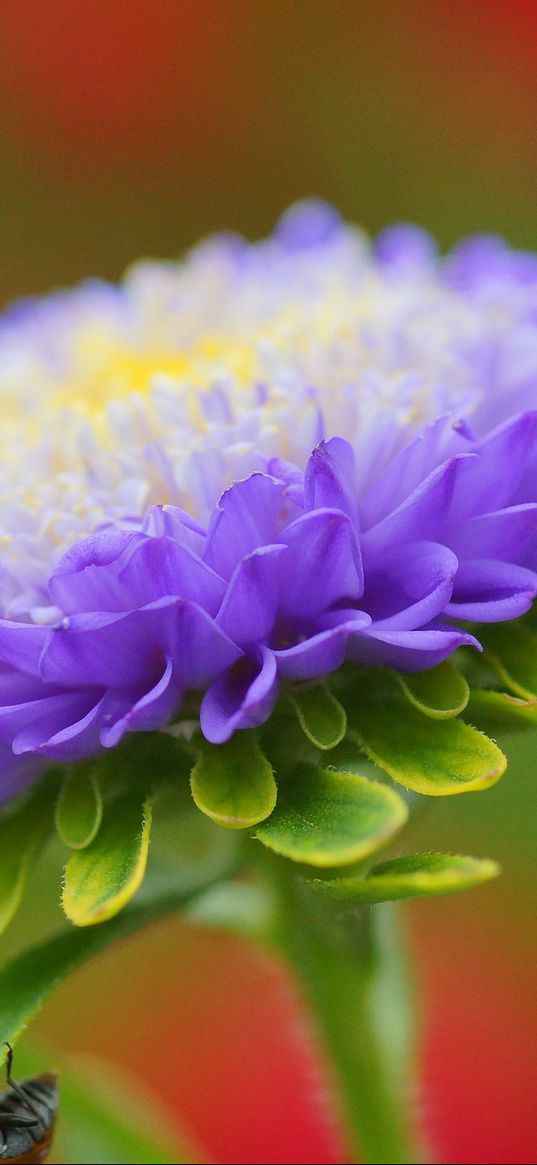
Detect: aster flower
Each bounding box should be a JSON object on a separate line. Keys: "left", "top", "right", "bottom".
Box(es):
{"left": 0, "top": 202, "right": 535, "bottom": 788}
{"left": 0, "top": 202, "right": 536, "bottom": 1165}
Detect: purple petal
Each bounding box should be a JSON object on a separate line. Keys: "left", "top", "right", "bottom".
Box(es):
{"left": 266, "top": 457, "right": 305, "bottom": 510}
{"left": 304, "top": 438, "right": 360, "bottom": 526}
{"left": 451, "top": 411, "right": 537, "bottom": 519}
{"left": 41, "top": 609, "right": 161, "bottom": 688}
{"left": 0, "top": 669, "right": 54, "bottom": 706}
{"left": 12, "top": 692, "right": 105, "bottom": 758}
{"left": 315, "top": 608, "right": 372, "bottom": 632}
{"left": 217, "top": 545, "right": 285, "bottom": 646}
{"left": 142, "top": 504, "right": 207, "bottom": 555}
{"left": 51, "top": 531, "right": 225, "bottom": 616}
{"left": 361, "top": 541, "right": 458, "bottom": 630}
{"left": 450, "top": 503, "right": 537, "bottom": 564}
{"left": 204, "top": 473, "right": 286, "bottom": 579}
{"left": 375, "top": 224, "right": 437, "bottom": 267}
{"left": 446, "top": 559, "right": 537, "bottom": 622}
{"left": 117, "top": 538, "right": 225, "bottom": 614}
{"left": 347, "top": 624, "right": 480, "bottom": 672}
{"left": 280, "top": 509, "right": 363, "bottom": 618}
{"left": 49, "top": 529, "right": 144, "bottom": 612}
{"left": 100, "top": 657, "right": 183, "bottom": 747}
{"left": 200, "top": 648, "right": 278, "bottom": 744}
{"left": 361, "top": 417, "right": 475, "bottom": 529}
{"left": 0, "top": 747, "right": 46, "bottom": 805}
{"left": 0, "top": 689, "right": 99, "bottom": 740}
{"left": 362, "top": 455, "right": 471, "bottom": 555}
{"left": 55, "top": 527, "right": 141, "bottom": 572}
{"left": 274, "top": 199, "right": 343, "bottom": 250}
{"left": 446, "top": 235, "right": 537, "bottom": 290}
{"left": 163, "top": 601, "right": 243, "bottom": 689}
{"left": 0, "top": 621, "right": 52, "bottom": 677}
{"left": 273, "top": 625, "right": 361, "bottom": 680}
{"left": 40, "top": 599, "right": 241, "bottom": 690}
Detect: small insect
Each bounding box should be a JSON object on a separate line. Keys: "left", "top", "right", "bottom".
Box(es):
{"left": 0, "top": 1044, "right": 58, "bottom": 1163}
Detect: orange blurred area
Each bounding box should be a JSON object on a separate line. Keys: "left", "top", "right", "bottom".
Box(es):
{"left": 0, "top": 3, "right": 239, "bottom": 167}
{"left": 1, "top": 3, "right": 537, "bottom": 1162}
{"left": 2, "top": 2, "right": 537, "bottom": 295}
{"left": 1, "top": 1, "right": 537, "bottom": 175}
{"left": 31, "top": 891, "right": 537, "bottom": 1165}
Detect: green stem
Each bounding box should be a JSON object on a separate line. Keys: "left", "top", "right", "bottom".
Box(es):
{"left": 267, "top": 861, "right": 428, "bottom": 1164}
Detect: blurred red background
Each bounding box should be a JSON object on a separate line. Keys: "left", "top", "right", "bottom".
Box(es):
{"left": 2, "top": 1, "right": 537, "bottom": 297}
{"left": 0, "top": 3, "right": 536, "bottom": 1162}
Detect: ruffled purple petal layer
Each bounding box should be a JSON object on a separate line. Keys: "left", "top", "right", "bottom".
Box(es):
{"left": 0, "top": 410, "right": 535, "bottom": 776}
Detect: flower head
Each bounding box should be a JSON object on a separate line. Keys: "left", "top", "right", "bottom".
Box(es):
{"left": 0, "top": 201, "right": 536, "bottom": 794}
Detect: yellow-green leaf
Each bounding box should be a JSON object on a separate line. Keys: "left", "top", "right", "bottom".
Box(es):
{"left": 56, "top": 765, "right": 103, "bottom": 849}
{"left": 0, "top": 779, "right": 54, "bottom": 936}
{"left": 482, "top": 622, "right": 537, "bottom": 699}
{"left": 290, "top": 683, "right": 347, "bottom": 749}
{"left": 307, "top": 852, "right": 500, "bottom": 903}
{"left": 256, "top": 763, "right": 407, "bottom": 866}
{"left": 349, "top": 698, "right": 506, "bottom": 795}
{"left": 62, "top": 791, "right": 152, "bottom": 926}
{"left": 395, "top": 661, "right": 469, "bottom": 719}
{"left": 190, "top": 733, "right": 276, "bottom": 829}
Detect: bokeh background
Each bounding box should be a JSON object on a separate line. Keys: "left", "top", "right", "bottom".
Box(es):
{"left": 0, "top": 2, "right": 536, "bottom": 1162}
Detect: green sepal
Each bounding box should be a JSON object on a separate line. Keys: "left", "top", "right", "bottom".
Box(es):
{"left": 55, "top": 764, "right": 103, "bottom": 849}
{"left": 62, "top": 790, "right": 152, "bottom": 926}
{"left": 347, "top": 690, "right": 506, "bottom": 795}
{"left": 394, "top": 660, "right": 469, "bottom": 719}
{"left": 290, "top": 683, "right": 347, "bottom": 749}
{"left": 467, "top": 687, "right": 537, "bottom": 731}
{"left": 306, "top": 851, "right": 500, "bottom": 904}
{"left": 0, "top": 777, "right": 56, "bottom": 937}
{"left": 481, "top": 622, "right": 537, "bottom": 699}
{"left": 255, "top": 762, "right": 407, "bottom": 866}
{"left": 190, "top": 732, "right": 277, "bottom": 829}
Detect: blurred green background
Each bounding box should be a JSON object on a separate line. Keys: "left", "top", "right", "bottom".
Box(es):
{"left": 0, "top": 2, "right": 536, "bottom": 1162}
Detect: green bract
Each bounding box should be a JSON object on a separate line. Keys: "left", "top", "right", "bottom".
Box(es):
{"left": 62, "top": 790, "right": 153, "bottom": 926}
{"left": 348, "top": 698, "right": 506, "bottom": 795}
{"left": 289, "top": 683, "right": 347, "bottom": 749}
{"left": 481, "top": 622, "right": 537, "bottom": 699}
{"left": 56, "top": 764, "right": 103, "bottom": 849}
{"left": 190, "top": 734, "right": 277, "bottom": 828}
{"left": 306, "top": 852, "right": 500, "bottom": 904}
{"left": 0, "top": 778, "right": 55, "bottom": 937}
{"left": 0, "top": 619, "right": 536, "bottom": 1065}
{"left": 0, "top": 646, "right": 529, "bottom": 939}
{"left": 255, "top": 763, "right": 407, "bottom": 866}
{"left": 394, "top": 661, "right": 470, "bottom": 719}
